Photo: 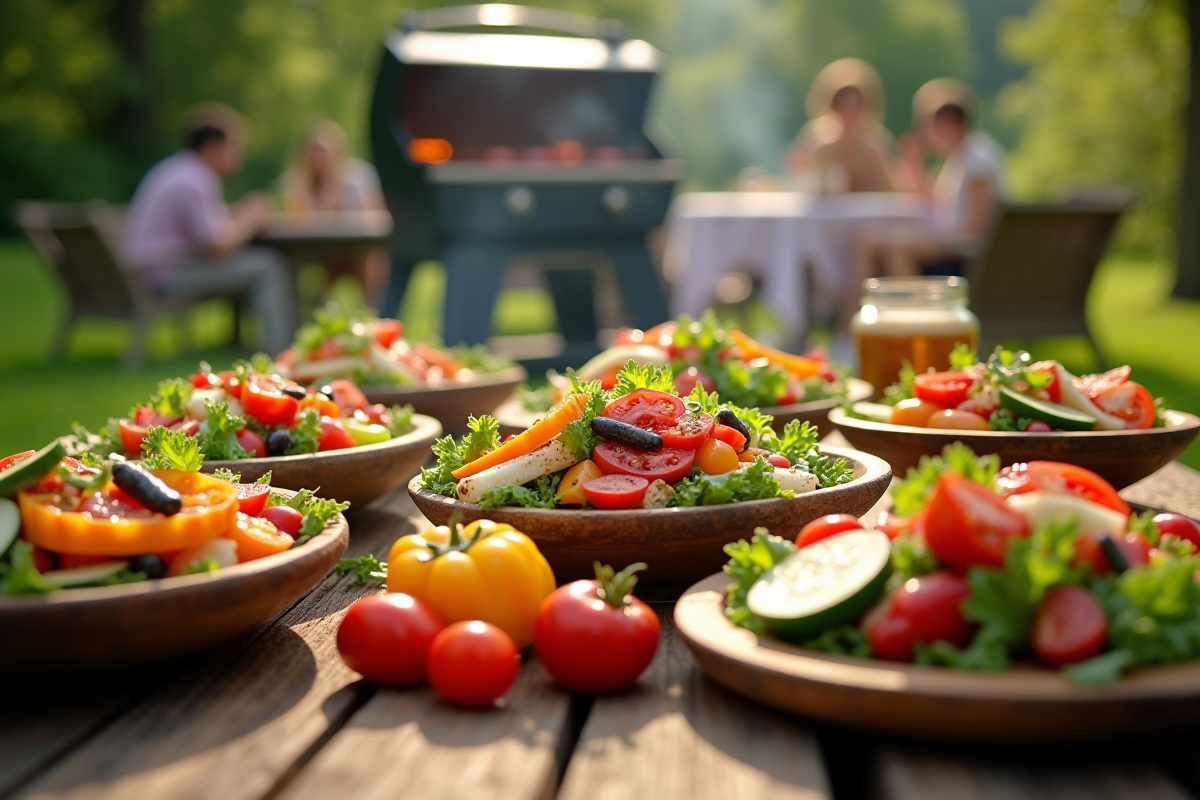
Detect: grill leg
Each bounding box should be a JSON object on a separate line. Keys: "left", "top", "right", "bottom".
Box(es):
{"left": 604, "top": 241, "right": 669, "bottom": 329}
{"left": 441, "top": 243, "right": 506, "bottom": 346}
{"left": 544, "top": 267, "right": 597, "bottom": 344}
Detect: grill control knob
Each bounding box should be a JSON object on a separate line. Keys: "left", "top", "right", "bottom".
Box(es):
{"left": 602, "top": 185, "right": 631, "bottom": 216}
{"left": 504, "top": 186, "right": 535, "bottom": 216}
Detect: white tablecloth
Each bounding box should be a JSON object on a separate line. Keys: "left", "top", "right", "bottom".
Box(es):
{"left": 663, "top": 192, "right": 926, "bottom": 333}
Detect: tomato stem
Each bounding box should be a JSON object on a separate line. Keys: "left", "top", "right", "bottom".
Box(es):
{"left": 594, "top": 561, "right": 647, "bottom": 607}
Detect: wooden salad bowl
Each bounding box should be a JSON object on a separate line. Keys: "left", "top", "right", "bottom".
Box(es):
{"left": 493, "top": 377, "right": 875, "bottom": 439}
{"left": 362, "top": 366, "right": 526, "bottom": 436}
{"left": 407, "top": 446, "right": 891, "bottom": 585}
{"left": 203, "top": 414, "right": 442, "bottom": 508}
{"left": 677, "top": 572, "right": 1200, "bottom": 742}
{"left": 829, "top": 407, "right": 1200, "bottom": 489}
{"left": 0, "top": 491, "right": 348, "bottom": 677}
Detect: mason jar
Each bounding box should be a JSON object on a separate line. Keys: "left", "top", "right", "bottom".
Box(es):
{"left": 850, "top": 276, "right": 980, "bottom": 393}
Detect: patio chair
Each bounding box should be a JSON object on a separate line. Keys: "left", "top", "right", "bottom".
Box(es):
{"left": 965, "top": 196, "right": 1132, "bottom": 367}
{"left": 15, "top": 200, "right": 245, "bottom": 368}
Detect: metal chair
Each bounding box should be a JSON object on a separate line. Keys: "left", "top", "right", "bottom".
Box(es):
{"left": 965, "top": 197, "right": 1132, "bottom": 367}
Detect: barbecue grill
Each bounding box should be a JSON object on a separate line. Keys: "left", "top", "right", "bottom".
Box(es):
{"left": 369, "top": 4, "right": 681, "bottom": 363}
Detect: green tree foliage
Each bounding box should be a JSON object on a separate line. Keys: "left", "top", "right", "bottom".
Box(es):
{"left": 998, "top": 0, "right": 1186, "bottom": 255}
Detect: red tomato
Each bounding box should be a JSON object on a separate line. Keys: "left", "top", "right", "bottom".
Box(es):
{"left": 582, "top": 474, "right": 649, "bottom": 510}
{"left": 924, "top": 472, "right": 1031, "bottom": 569}
{"left": 170, "top": 418, "right": 201, "bottom": 437}
{"left": 1075, "top": 531, "right": 1150, "bottom": 575}
{"left": 738, "top": 446, "right": 772, "bottom": 464}
{"left": 133, "top": 406, "right": 181, "bottom": 427}
{"left": 363, "top": 404, "right": 391, "bottom": 424}
{"left": 218, "top": 370, "right": 243, "bottom": 399}
{"left": 327, "top": 379, "right": 369, "bottom": 415}
{"left": 535, "top": 570, "right": 661, "bottom": 693}
{"left": 426, "top": 621, "right": 520, "bottom": 706}
{"left": 659, "top": 413, "right": 714, "bottom": 450}
{"left": 0, "top": 450, "right": 35, "bottom": 473}
{"left": 926, "top": 409, "right": 990, "bottom": 430}
{"left": 118, "top": 419, "right": 150, "bottom": 455}
{"left": 1075, "top": 365, "right": 1131, "bottom": 399}
{"left": 711, "top": 424, "right": 747, "bottom": 452}
{"left": 31, "top": 546, "right": 55, "bottom": 573}
{"left": 372, "top": 319, "right": 404, "bottom": 349}
{"left": 913, "top": 371, "right": 975, "bottom": 408}
{"left": 263, "top": 504, "right": 304, "bottom": 535}
{"left": 614, "top": 327, "right": 645, "bottom": 345}
{"left": 57, "top": 552, "right": 111, "bottom": 569}
{"left": 1031, "top": 586, "right": 1108, "bottom": 666}
{"left": 242, "top": 375, "right": 300, "bottom": 427}
{"left": 1029, "top": 361, "right": 1063, "bottom": 403}
{"left": 310, "top": 339, "right": 345, "bottom": 361}
{"left": 1092, "top": 382, "right": 1155, "bottom": 429}
{"left": 956, "top": 394, "right": 999, "bottom": 418}
{"left": 673, "top": 367, "right": 715, "bottom": 397}
{"left": 592, "top": 442, "right": 696, "bottom": 484}
{"left": 1023, "top": 420, "right": 1052, "bottom": 432}
{"left": 797, "top": 514, "right": 862, "bottom": 548}
{"left": 874, "top": 509, "right": 925, "bottom": 540}
{"left": 599, "top": 367, "right": 621, "bottom": 391}
{"left": 337, "top": 594, "right": 445, "bottom": 685}
{"left": 235, "top": 483, "right": 271, "bottom": 516}
{"left": 863, "top": 571, "right": 974, "bottom": 662}
{"left": 766, "top": 454, "right": 791, "bottom": 469}
{"left": 1153, "top": 513, "right": 1200, "bottom": 549}
{"left": 995, "top": 461, "right": 1130, "bottom": 516}
{"left": 189, "top": 372, "right": 220, "bottom": 389}
{"left": 236, "top": 428, "right": 266, "bottom": 458}
{"left": 602, "top": 389, "right": 685, "bottom": 433}
{"left": 317, "top": 418, "right": 356, "bottom": 451}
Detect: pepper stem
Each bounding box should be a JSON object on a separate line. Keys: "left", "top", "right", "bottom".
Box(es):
{"left": 594, "top": 562, "right": 647, "bottom": 607}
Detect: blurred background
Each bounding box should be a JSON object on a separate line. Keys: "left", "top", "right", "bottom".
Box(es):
{"left": 2, "top": 0, "right": 1198, "bottom": 465}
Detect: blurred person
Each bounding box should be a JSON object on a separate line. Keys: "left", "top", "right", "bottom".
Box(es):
{"left": 787, "top": 58, "right": 894, "bottom": 194}
{"left": 838, "top": 79, "right": 1005, "bottom": 332}
{"left": 122, "top": 103, "right": 294, "bottom": 353}
{"left": 280, "top": 120, "right": 389, "bottom": 307}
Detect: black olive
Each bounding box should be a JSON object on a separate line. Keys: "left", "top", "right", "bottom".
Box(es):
{"left": 281, "top": 386, "right": 307, "bottom": 400}
{"left": 716, "top": 408, "right": 752, "bottom": 451}
{"left": 129, "top": 554, "right": 167, "bottom": 580}
{"left": 319, "top": 384, "right": 335, "bottom": 399}
{"left": 266, "top": 429, "right": 292, "bottom": 457}
{"left": 590, "top": 416, "right": 664, "bottom": 450}
{"left": 111, "top": 462, "right": 183, "bottom": 515}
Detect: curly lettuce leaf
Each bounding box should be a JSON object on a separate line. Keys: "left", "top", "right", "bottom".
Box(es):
{"left": 757, "top": 420, "right": 854, "bottom": 489}
{"left": 558, "top": 379, "right": 607, "bottom": 460}
{"left": 610, "top": 359, "right": 675, "bottom": 398}
{"left": 722, "top": 527, "right": 796, "bottom": 634}
{"left": 671, "top": 457, "right": 791, "bottom": 507}
{"left": 198, "top": 401, "right": 250, "bottom": 461}
{"left": 891, "top": 442, "right": 1000, "bottom": 517}
{"left": 141, "top": 426, "right": 203, "bottom": 472}
{"left": 387, "top": 404, "right": 415, "bottom": 437}
{"left": 286, "top": 410, "right": 321, "bottom": 456}
{"left": 419, "top": 415, "right": 501, "bottom": 497}
{"left": 148, "top": 378, "right": 193, "bottom": 417}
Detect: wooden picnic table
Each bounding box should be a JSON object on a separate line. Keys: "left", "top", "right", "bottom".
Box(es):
{"left": 4, "top": 450, "right": 1200, "bottom": 800}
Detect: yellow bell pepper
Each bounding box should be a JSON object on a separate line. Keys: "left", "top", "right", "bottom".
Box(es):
{"left": 387, "top": 519, "right": 555, "bottom": 649}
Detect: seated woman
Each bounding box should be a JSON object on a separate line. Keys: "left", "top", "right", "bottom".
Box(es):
{"left": 280, "top": 120, "right": 389, "bottom": 307}
{"left": 788, "top": 58, "right": 894, "bottom": 194}
{"left": 839, "top": 78, "right": 1005, "bottom": 331}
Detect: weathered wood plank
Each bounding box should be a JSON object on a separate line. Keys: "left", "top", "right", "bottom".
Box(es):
{"left": 13, "top": 491, "right": 423, "bottom": 800}
{"left": 557, "top": 606, "right": 832, "bottom": 800}
{"left": 1122, "top": 461, "right": 1200, "bottom": 520}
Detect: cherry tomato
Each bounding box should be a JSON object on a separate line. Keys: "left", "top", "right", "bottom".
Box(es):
{"left": 327, "top": 379, "right": 369, "bottom": 415}
{"left": 926, "top": 409, "right": 990, "bottom": 431}
{"left": 1029, "top": 361, "right": 1062, "bottom": 403}
{"left": 372, "top": 319, "right": 404, "bottom": 349}
{"left": 242, "top": 375, "right": 300, "bottom": 428}
{"left": 592, "top": 442, "right": 696, "bottom": 484}
{"left": 863, "top": 571, "right": 974, "bottom": 662}
{"left": 117, "top": 419, "right": 151, "bottom": 456}
{"left": 218, "top": 370, "right": 243, "bottom": 399}
{"left": 189, "top": 372, "right": 220, "bottom": 389}
{"left": 235, "top": 483, "right": 271, "bottom": 516}
{"left": 363, "top": 403, "right": 391, "bottom": 424}
{"left": 957, "top": 394, "right": 999, "bottom": 418}
{"left": 797, "top": 514, "right": 862, "bottom": 548}
{"left": 695, "top": 437, "right": 739, "bottom": 475}
{"left": 535, "top": 567, "right": 660, "bottom": 693}
{"left": 659, "top": 413, "right": 714, "bottom": 450}
{"left": 1153, "top": 513, "right": 1200, "bottom": 549}
{"left": 236, "top": 428, "right": 266, "bottom": 458}
{"left": 1092, "top": 381, "right": 1155, "bottom": 429}
{"left": 317, "top": 418, "right": 356, "bottom": 451}
{"left": 170, "top": 418, "right": 201, "bottom": 438}
{"left": 133, "top": 406, "right": 181, "bottom": 427}
{"left": 581, "top": 474, "right": 649, "bottom": 510}
{"left": 299, "top": 395, "right": 341, "bottom": 418}
{"left": 738, "top": 447, "right": 772, "bottom": 464}
{"left": 263, "top": 504, "right": 304, "bottom": 536}
{"left": 426, "top": 621, "right": 520, "bottom": 707}
{"left": 766, "top": 454, "right": 790, "bottom": 469}
{"left": 888, "top": 398, "right": 941, "bottom": 428}
{"left": 602, "top": 389, "right": 685, "bottom": 433}
{"left": 673, "top": 367, "right": 715, "bottom": 397}
{"left": 711, "top": 424, "right": 747, "bottom": 452}
{"left": 0, "top": 450, "right": 35, "bottom": 473}
{"left": 224, "top": 512, "right": 293, "bottom": 562}
{"left": 1075, "top": 531, "right": 1150, "bottom": 575}
{"left": 1075, "top": 365, "right": 1131, "bottom": 399}
{"left": 995, "top": 462, "right": 1130, "bottom": 516}
{"left": 1023, "top": 420, "right": 1052, "bottom": 432}
{"left": 874, "top": 509, "right": 925, "bottom": 540}
{"left": 1031, "top": 586, "right": 1108, "bottom": 666}
{"left": 924, "top": 472, "right": 1031, "bottom": 569}
{"left": 337, "top": 594, "right": 445, "bottom": 685}
{"left": 913, "top": 371, "right": 975, "bottom": 408}
{"left": 310, "top": 339, "right": 345, "bottom": 361}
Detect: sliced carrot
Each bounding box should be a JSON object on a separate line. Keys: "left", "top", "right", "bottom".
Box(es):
{"left": 451, "top": 393, "right": 588, "bottom": 480}
{"left": 730, "top": 330, "right": 822, "bottom": 378}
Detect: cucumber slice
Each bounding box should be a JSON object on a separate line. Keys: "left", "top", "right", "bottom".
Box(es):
{"left": 39, "top": 561, "right": 130, "bottom": 589}
{"left": 747, "top": 530, "right": 892, "bottom": 643}
{"left": 998, "top": 385, "right": 1096, "bottom": 431}
{"left": 0, "top": 498, "right": 18, "bottom": 557}
{"left": 0, "top": 439, "right": 68, "bottom": 498}
{"left": 850, "top": 402, "right": 894, "bottom": 422}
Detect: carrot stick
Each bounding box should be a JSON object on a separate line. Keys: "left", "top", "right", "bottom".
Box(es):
{"left": 730, "top": 330, "right": 822, "bottom": 378}
{"left": 451, "top": 393, "right": 588, "bottom": 480}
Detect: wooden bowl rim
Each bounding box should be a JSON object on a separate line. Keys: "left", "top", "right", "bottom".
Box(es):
{"left": 203, "top": 413, "right": 442, "bottom": 470}
{"left": 0, "top": 488, "right": 347, "bottom": 609}
{"left": 359, "top": 365, "right": 528, "bottom": 397}
{"left": 406, "top": 445, "right": 892, "bottom": 522}
{"left": 829, "top": 406, "right": 1200, "bottom": 441}
{"left": 676, "top": 572, "right": 1200, "bottom": 704}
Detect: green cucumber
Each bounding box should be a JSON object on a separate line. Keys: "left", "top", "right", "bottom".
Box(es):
{"left": 850, "top": 402, "right": 895, "bottom": 422}
{"left": 747, "top": 530, "right": 891, "bottom": 643}
{"left": 998, "top": 385, "right": 1096, "bottom": 431}
{"left": 0, "top": 498, "right": 18, "bottom": 557}
{"left": 39, "top": 561, "right": 130, "bottom": 589}
{"left": 0, "top": 439, "right": 68, "bottom": 498}
{"left": 343, "top": 418, "right": 391, "bottom": 446}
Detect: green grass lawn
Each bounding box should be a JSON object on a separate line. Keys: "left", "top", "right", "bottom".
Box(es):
{"left": 1, "top": 239, "right": 1198, "bottom": 470}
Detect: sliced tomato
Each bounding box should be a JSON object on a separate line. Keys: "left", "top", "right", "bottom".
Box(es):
{"left": 299, "top": 394, "right": 341, "bottom": 418}
{"left": 913, "top": 371, "right": 975, "bottom": 408}
{"left": 327, "top": 379, "right": 369, "bottom": 415}
{"left": 874, "top": 509, "right": 925, "bottom": 540}
{"left": 317, "top": 418, "right": 356, "bottom": 451}
{"left": 1031, "top": 586, "right": 1108, "bottom": 666}
{"left": 672, "top": 367, "right": 715, "bottom": 397}
{"left": 236, "top": 428, "right": 266, "bottom": 458}
{"left": 1075, "top": 531, "right": 1150, "bottom": 575}
{"left": 218, "top": 370, "right": 243, "bottom": 400}
{"left": 170, "top": 419, "right": 201, "bottom": 437}
{"left": 133, "top": 406, "right": 182, "bottom": 427}
{"left": 711, "top": 424, "right": 747, "bottom": 452}
{"left": 660, "top": 413, "right": 714, "bottom": 450}
{"left": 190, "top": 371, "right": 220, "bottom": 389}
{"left": 767, "top": 454, "right": 790, "bottom": 469}
{"left": 118, "top": 419, "right": 150, "bottom": 455}
{"left": 602, "top": 390, "right": 685, "bottom": 433}
{"left": 1092, "top": 382, "right": 1155, "bottom": 429}
{"left": 956, "top": 394, "right": 999, "bottom": 418}
{"left": 924, "top": 472, "right": 1031, "bottom": 569}
{"left": 994, "top": 461, "right": 1130, "bottom": 516}
{"left": 1075, "top": 365, "right": 1131, "bottom": 399}
{"left": 242, "top": 375, "right": 300, "bottom": 427}
{"left": 581, "top": 474, "right": 649, "bottom": 510}
{"left": 592, "top": 441, "right": 696, "bottom": 484}
{"left": 1029, "top": 361, "right": 1062, "bottom": 403}
{"left": 372, "top": 319, "right": 404, "bottom": 349}
{"left": 235, "top": 483, "right": 271, "bottom": 516}
{"left": 310, "top": 339, "right": 346, "bottom": 362}
{"left": 0, "top": 450, "right": 36, "bottom": 473}
{"left": 224, "top": 512, "right": 293, "bottom": 562}
{"left": 797, "top": 515, "right": 863, "bottom": 548}
{"left": 599, "top": 367, "right": 621, "bottom": 391}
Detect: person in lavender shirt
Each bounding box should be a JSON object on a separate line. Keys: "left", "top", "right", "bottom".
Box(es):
{"left": 122, "top": 104, "right": 294, "bottom": 353}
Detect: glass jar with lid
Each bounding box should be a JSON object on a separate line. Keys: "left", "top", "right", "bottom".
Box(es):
{"left": 850, "top": 276, "right": 980, "bottom": 393}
